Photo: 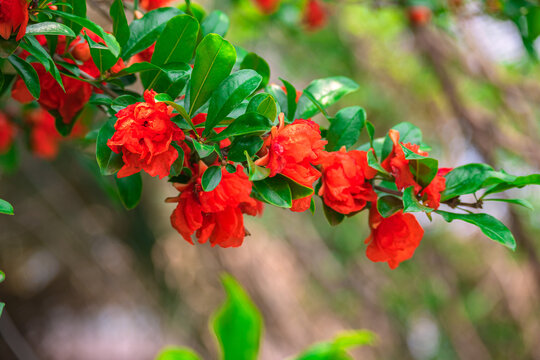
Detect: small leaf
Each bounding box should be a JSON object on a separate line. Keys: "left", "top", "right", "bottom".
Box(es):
{"left": 208, "top": 113, "right": 272, "bottom": 142}
{"left": 377, "top": 196, "right": 402, "bottom": 218}
{"left": 240, "top": 53, "right": 270, "bottom": 89}
{"left": 278, "top": 174, "right": 314, "bottom": 200}
{"left": 436, "top": 210, "right": 516, "bottom": 251}
{"left": 154, "top": 347, "right": 201, "bottom": 360}
{"left": 111, "top": 95, "right": 139, "bottom": 112}
{"left": 295, "top": 76, "right": 359, "bottom": 119}
{"left": 201, "top": 166, "right": 222, "bottom": 191}
{"left": 84, "top": 32, "right": 118, "bottom": 73}
{"left": 409, "top": 157, "right": 438, "bottom": 188}
{"left": 326, "top": 106, "right": 366, "bottom": 151}
{"left": 24, "top": 22, "right": 76, "bottom": 37}
{"left": 323, "top": 203, "right": 345, "bottom": 226}
{"left": 280, "top": 78, "right": 297, "bottom": 122}
{"left": 252, "top": 177, "right": 292, "bottom": 208}
{"left": 8, "top": 55, "right": 40, "bottom": 99}
{"left": 212, "top": 274, "right": 263, "bottom": 360}
{"left": 204, "top": 70, "right": 262, "bottom": 136}
{"left": 0, "top": 270, "right": 4, "bottom": 283}
{"left": 247, "top": 94, "right": 277, "bottom": 122}
{"left": 189, "top": 34, "right": 236, "bottom": 117}
{"left": 201, "top": 10, "right": 230, "bottom": 37}
{"left": 366, "top": 149, "right": 389, "bottom": 175}
{"left": 441, "top": 163, "right": 493, "bottom": 201}
{"left": 96, "top": 119, "right": 124, "bottom": 175}
{"left": 192, "top": 141, "right": 216, "bottom": 158}
{"left": 227, "top": 136, "right": 263, "bottom": 163}
{"left": 245, "top": 151, "right": 270, "bottom": 181}
{"left": 483, "top": 198, "right": 534, "bottom": 210}
{"left": 0, "top": 199, "right": 14, "bottom": 215}
{"left": 115, "top": 173, "right": 143, "bottom": 210}
{"left": 402, "top": 186, "right": 433, "bottom": 213}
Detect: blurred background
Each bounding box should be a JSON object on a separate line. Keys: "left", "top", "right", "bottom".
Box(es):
{"left": 1, "top": 0, "right": 540, "bottom": 359}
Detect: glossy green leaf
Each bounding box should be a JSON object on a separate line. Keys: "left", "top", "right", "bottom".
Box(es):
{"left": 209, "top": 113, "right": 272, "bottom": 142}
{"left": 111, "top": 95, "right": 139, "bottom": 112}
{"left": 201, "top": 10, "right": 230, "bottom": 37}
{"left": 377, "top": 196, "right": 402, "bottom": 218}
{"left": 116, "top": 173, "right": 142, "bottom": 210}
{"left": 247, "top": 94, "right": 277, "bottom": 122}
{"left": 227, "top": 136, "right": 263, "bottom": 163}
{"left": 20, "top": 36, "right": 64, "bottom": 90}
{"left": 110, "top": 0, "right": 130, "bottom": 48}
{"left": 8, "top": 55, "right": 40, "bottom": 99}
{"left": 327, "top": 106, "right": 366, "bottom": 151}
{"left": 436, "top": 210, "right": 516, "bottom": 251}
{"left": 240, "top": 53, "right": 270, "bottom": 89}
{"left": 441, "top": 163, "right": 493, "bottom": 201}
{"left": 84, "top": 32, "right": 117, "bottom": 73}
{"left": 280, "top": 78, "right": 297, "bottom": 121}
{"left": 188, "top": 34, "right": 236, "bottom": 117}
{"left": 53, "top": 10, "right": 120, "bottom": 57}
{"left": 60, "top": 0, "right": 86, "bottom": 36}
{"left": 409, "top": 157, "right": 438, "bottom": 188}
{"left": 201, "top": 166, "right": 222, "bottom": 191}
{"left": 192, "top": 141, "right": 216, "bottom": 158}
{"left": 381, "top": 122, "right": 423, "bottom": 161}
{"left": 96, "top": 119, "right": 124, "bottom": 175}
{"left": 212, "top": 274, "right": 263, "bottom": 360}
{"left": 245, "top": 151, "right": 271, "bottom": 181}
{"left": 483, "top": 174, "right": 540, "bottom": 197}
{"left": 0, "top": 199, "right": 14, "bottom": 215}
{"left": 402, "top": 186, "right": 433, "bottom": 213}
{"left": 366, "top": 149, "right": 389, "bottom": 175}
{"left": 154, "top": 347, "right": 201, "bottom": 360}
{"left": 204, "top": 70, "right": 262, "bottom": 136}
{"left": 24, "top": 22, "right": 75, "bottom": 37}
{"left": 483, "top": 198, "right": 534, "bottom": 210}
{"left": 122, "top": 7, "right": 183, "bottom": 59}
{"left": 295, "top": 76, "right": 359, "bottom": 119}
{"left": 293, "top": 330, "right": 376, "bottom": 360}
{"left": 252, "top": 177, "right": 292, "bottom": 208}
{"left": 279, "top": 174, "right": 314, "bottom": 200}
{"left": 323, "top": 203, "right": 345, "bottom": 226}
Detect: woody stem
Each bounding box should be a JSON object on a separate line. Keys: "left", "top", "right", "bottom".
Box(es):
{"left": 373, "top": 185, "right": 403, "bottom": 197}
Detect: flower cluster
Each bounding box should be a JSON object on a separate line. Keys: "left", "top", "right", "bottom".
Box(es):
{"left": 0, "top": 0, "right": 28, "bottom": 41}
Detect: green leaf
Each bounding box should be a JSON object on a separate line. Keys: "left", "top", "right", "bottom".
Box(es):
{"left": 155, "top": 347, "right": 201, "bottom": 360}
{"left": 409, "top": 157, "right": 438, "bottom": 188}
{"left": 110, "top": 0, "right": 130, "bottom": 48}
{"left": 366, "top": 149, "right": 389, "bottom": 175}
{"left": 111, "top": 95, "right": 139, "bottom": 112}
{"left": 295, "top": 76, "right": 359, "bottom": 119}
{"left": 116, "top": 173, "right": 142, "bottom": 210}
{"left": 400, "top": 144, "right": 427, "bottom": 160}
{"left": 204, "top": 70, "right": 262, "bottom": 136}
{"left": 212, "top": 274, "right": 263, "bottom": 360}
{"left": 53, "top": 10, "right": 120, "bottom": 57}
{"left": 279, "top": 174, "right": 314, "bottom": 200}
{"left": 365, "top": 121, "right": 375, "bottom": 148}
{"left": 0, "top": 303, "right": 4, "bottom": 318}
{"left": 377, "top": 196, "right": 402, "bottom": 218}
{"left": 483, "top": 174, "right": 540, "bottom": 197}
{"left": 201, "top": 10, "right": 230, "bottom": 37}
{"left": 0, "top": 199, "right": 14, "bottom": 215}
{"left": 20, "top": 36, "right": 64, "bottom": 90}
{"left": 24, "top": 22, "right": 76, "bottom": 37}
{"left": 381, "top": 122, "right": 423, "bottom": 161}
{"left": 96, "top": 119, "right": 124, "bottom": 175}
{"left": 201, "top": 166, "right": 222, "bottom": 191}
{"left": 441, "top": 164, "right": 493, "bottom": 201}
{"left": 247, "top": 93, "right": 277, "bottom": 122}
{"left": 61, "top": 0, "right": 86, "bottom": 35}
{"left": 122, "top": 7, "right": 183, "bottom": 59}
{"left": 402, "top": 186, "right": 433, "bottom": 213}
{"left": 326, "top": 106, "right": 366, "bottom": 151}
{"left": 141, "top": 15, "right": 199, "bottom": 93}
{"left": 209, "top": 113, "right": 272, "bottom": 142}
{"left": 228, "top": 136, "right": 264, "bottom": 163}
{"left": 294, "top": 330, "right": 376, "bottom": 360}
{"left": 0, "top": 270, "right": 4, "bottom": 283}
{"left": 280, "top": 78, "right": 297, "bottom": 121}
{"left": 483, "top": 198, "right": 534, "bottom": 210}
{"left": 252, "top": 177, "right": 292, "bottom": 208}
{"left": 84, "top": 32, "right": 118, "bottom": 73}
{"left": 188, "top": 34, "right": 236, "bottom": 117}
{"left": 192, "top": 141, "right": 216, "bottom": 158}
{"left": 436, "top": 210, "right": 516, "bottom": 251}
{"left": 240, "top": 53, "right": 270, "bottom": 89}
{"left": 0, "top": 143, "right": 18, "bottom": 174}
{"left": 245, "top": 151, "right": 270, "bottom": 181}
{"left": 323, "top": 203, "right": 345, "bottom": 226}
{"left": 8, "top": 55, "right": 40, "bottom": 99}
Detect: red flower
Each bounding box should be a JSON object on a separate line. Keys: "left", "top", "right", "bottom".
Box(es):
{"left": 169, "top": 164, "right": 262, "bottom": 248}
{"left": 107, "top": 90, "right": 184, "bottom": 179}
{"left": 253, "top": 0, "right": 280, "bottom": 14}
{"left": 256, "top": 114, "right": 326, "bottom": 212}
{"left": 303, "top": 0, "right": 327, "bottom": 31}
{"left": 318, "top": 147, "right": 377, "bottom": 214}
{"left": 365, "top": 207, "right": 424, "bottom": 269}
{"left": 25, "top": 108, "right": 61, "bottom": 159}
{"left": 138, "top": 0, "right": 172, "bottom": 11}
{"left": 0, "top": 112, "right": 16, "bottom": 154}
{"left": 0, "top": 0, "right": 29, "bottom": 41}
